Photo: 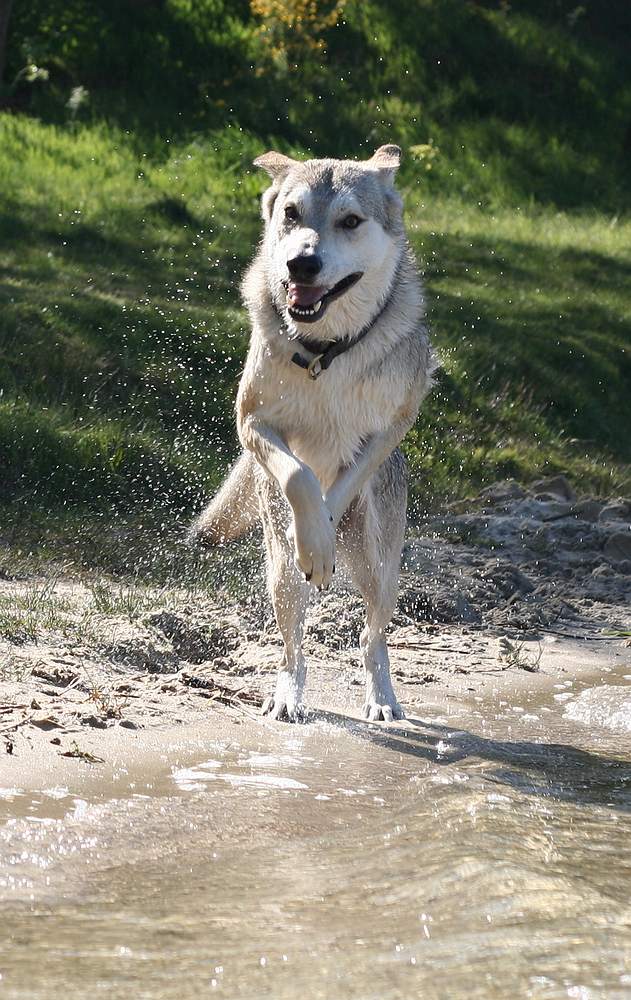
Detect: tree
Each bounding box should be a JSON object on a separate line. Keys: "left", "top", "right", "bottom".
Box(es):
{"left": 250, "top": 0, "right": 344, "bottom": 71}
{"left": 0, "top": 0, "right": 13, "bottom": 87}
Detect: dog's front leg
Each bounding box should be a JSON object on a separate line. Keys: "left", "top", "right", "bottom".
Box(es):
{"left": 324, "top": 419, "right": 416, "bottom": 528}
{"left": 239, "top": 415, "right": 334, "bottom": 721}
{"left": 238, "top": 415, "right": 336, "bottom": 589}
{"left": 324, "top": 380, "right": 422, "bottom": 524}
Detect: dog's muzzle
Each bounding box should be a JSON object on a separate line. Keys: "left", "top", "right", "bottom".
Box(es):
{"left": 283, "top": 271, "right": 363, "bottom": 323}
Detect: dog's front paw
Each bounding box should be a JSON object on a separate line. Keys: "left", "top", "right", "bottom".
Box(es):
{"left": 262, "top": 696, "right": 308, "bottom": 723}
{"left": 362, "top": 700, "right": 405, "bottom": 723}
{"left": 290, "top": 505, "right": 336, "bottom": 589}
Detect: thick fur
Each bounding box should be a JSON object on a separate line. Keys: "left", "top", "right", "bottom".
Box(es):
{"left": 190, "top": 145, "right": 436, "bottom": 721}
{"left": 188, "top": 451, "right": 258, "bottom": 545}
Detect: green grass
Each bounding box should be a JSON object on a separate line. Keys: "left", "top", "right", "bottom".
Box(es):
{"left": 407, "top": 198, "right": 631, "bottom": 509}
{"left": 1, "top": 0, "right": 630, "bottom": 572}
{"left": 0, "top": 117, "right": 260, "bottom": 511}
{"left": 0, "top": 113, "right": 629, "bottom": 574}
{"left": 0, "top": 577, "right": 71, "bottom": 642}
{"left": 6, "top": 1, "right": 631, "bottom": 211}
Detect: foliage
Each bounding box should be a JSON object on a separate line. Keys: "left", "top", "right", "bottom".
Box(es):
{"left": 4, "top": 1, "right": 631, "bottom": 208}
{"left": 0, "top": 1, "right": 629, "bottom": 568}
{"left": 250, "top": 0, "right": 344, "bottom": 68}
{"left": 409, "top": 141, "right": 440, "bottom": 172}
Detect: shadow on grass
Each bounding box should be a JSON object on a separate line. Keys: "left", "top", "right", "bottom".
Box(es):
{"left": 1, "top": 196, "right": 630, "bottom": 524}
{"left": 421, "top": 230, "right": 631, "bottom": 461}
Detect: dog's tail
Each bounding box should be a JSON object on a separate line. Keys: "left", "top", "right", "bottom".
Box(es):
{"left": 188, "top": 451, "right": 259, "bottom": 546}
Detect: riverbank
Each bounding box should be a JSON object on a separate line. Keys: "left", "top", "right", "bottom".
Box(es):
{"left": 1, "top": 626, "right": 628, "bottom": 809}
{"left": 1, "top": 612, "right": 631, "bottom": 1000}
{"left": 1, "top": 476, "right": 629, "bottom": 792}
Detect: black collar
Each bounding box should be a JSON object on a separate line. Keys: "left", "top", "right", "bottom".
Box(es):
{"left": 272, "top": 261, "right": 402, "bottom": 380}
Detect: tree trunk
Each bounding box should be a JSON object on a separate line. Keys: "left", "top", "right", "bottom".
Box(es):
{"left": 0, "top": 0, "right": 13, "bottom": 87}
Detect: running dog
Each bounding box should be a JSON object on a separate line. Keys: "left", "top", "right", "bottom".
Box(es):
{"left": 189, "top": 144, "right": 435, "bottom": 722}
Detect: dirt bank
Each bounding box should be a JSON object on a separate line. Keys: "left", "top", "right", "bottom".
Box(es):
{"left": 1, "top": 476, "right": 629, "bottom": 779}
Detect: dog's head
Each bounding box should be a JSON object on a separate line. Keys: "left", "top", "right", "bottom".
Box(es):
{"left": 253, "top": 146, "right": 404, "bottom": 336}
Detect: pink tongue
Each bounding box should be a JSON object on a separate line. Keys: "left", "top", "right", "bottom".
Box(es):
{"left": 287, "top": 282, "right": 326, "bottom": 307}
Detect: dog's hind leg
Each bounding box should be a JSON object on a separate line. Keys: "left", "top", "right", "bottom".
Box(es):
{"left": 339, "top": 450, "right": 407, "bottom": 723}
{"left": 258, "top": 478, "right": 310, "bottom": 722}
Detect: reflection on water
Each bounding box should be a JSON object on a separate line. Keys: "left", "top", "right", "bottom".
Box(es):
{"left": 1, "top": 672, "right": 631, "bottom": 999}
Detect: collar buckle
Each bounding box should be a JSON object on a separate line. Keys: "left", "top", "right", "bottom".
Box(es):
{"left": 307, "top": 354, "right": 324, "bottom": 380}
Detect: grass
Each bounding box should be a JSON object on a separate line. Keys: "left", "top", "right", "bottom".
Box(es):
{"left": 0, "top": 554, "right": 264, "bottom": 652}
{"left": 406, "top": 198, "right": 631, "bottom": 511}
{"left": 0, "top": 117, "right": 258, "bottom": 510}
{"left": 87, "top": 581, "right": 168, "bottom": 620}
{"left": 0, "top": 575, "right": 147, "bottom": 643}
{"left": 497, "top": 637, "right": 543, "bottom": 673}
{"left": 1, "top": 117, "right": 628, "bottom": 523}
{"left": 0, "top": 577, "right": 72, "bottom": 642}
{"left": 1, "top": 0, "right": 630, "bottom": 574}
{"left": 7, "top": 2, "right": 631, "bottom": 211}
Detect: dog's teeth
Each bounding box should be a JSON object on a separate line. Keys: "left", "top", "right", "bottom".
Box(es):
{"left": 291, "top": 302, "right": 321, "bottom": 317}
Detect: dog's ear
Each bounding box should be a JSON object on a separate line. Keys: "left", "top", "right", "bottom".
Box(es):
{"left": 254, "top": 151, "right": 298, "bottom": 223}
{"left": 260, "top": 186, "right": 280, "bottom": 223}
{"left": 253, "top": 151, "right": 297, "bottom": 181}
{"left": 367, "top": 144, "right": 402, "bottom": 186}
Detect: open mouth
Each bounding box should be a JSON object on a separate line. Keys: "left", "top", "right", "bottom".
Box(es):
{"left": 283, "top": 272, "right": 363, "bottom": 323}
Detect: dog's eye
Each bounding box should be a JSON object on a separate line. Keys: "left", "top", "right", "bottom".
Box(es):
{"left": 340, "top": 214, "right": 362, "bottom": 230}
{"left": 284, "top": 204, "right": 300, "bottom": 223}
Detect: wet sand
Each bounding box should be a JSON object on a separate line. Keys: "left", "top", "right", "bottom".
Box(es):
{"left": 1, "top": 475, "right": 629, "bottom": 788}
{"left": 2, "top": 627, "right": 628, "bottom": 807}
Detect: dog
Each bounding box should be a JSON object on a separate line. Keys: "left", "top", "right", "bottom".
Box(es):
{"left": 189, "top": 144, "right": 435, "bottom": 722}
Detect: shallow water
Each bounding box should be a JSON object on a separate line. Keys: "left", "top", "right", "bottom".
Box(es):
{"left": 1, "top": 666, "right": 631, "bottom": 999}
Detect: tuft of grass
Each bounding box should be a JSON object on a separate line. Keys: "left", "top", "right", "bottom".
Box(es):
{"left": 498, "top": 637, "right": 543, "bottom": 673}
{"left": 87, "top": 581, "right": 166, "bottom": 621}
{"left": 0, "top": 652, "right": 31, "bottom": 681}
{"left": 0, "top": 578, "right": 72, "bottom": 642}
{"left": 81, "top": 665, "right": 126, "bottom": 720}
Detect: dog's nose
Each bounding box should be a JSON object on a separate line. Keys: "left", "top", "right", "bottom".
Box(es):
{"left": 287, "top": 254, "right": 322, "bottom": 282}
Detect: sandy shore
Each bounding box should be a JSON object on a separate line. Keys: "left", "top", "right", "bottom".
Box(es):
{"left": 1, "top": 475, "right": 629, "bottom": 793}
{"left": 1, "top": 624, "right": 628, "bottom": 806}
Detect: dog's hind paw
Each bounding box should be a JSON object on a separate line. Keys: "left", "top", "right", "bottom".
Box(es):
{"left": 262, "top": 696, "right": 308, "bottom": 723}
{"left": 362, "top": 700, "right": 405, "bottom": 723}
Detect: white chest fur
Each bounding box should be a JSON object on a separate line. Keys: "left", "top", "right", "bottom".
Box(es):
{"left": 250, "top": 349, "right": 407, "bottom": 489}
